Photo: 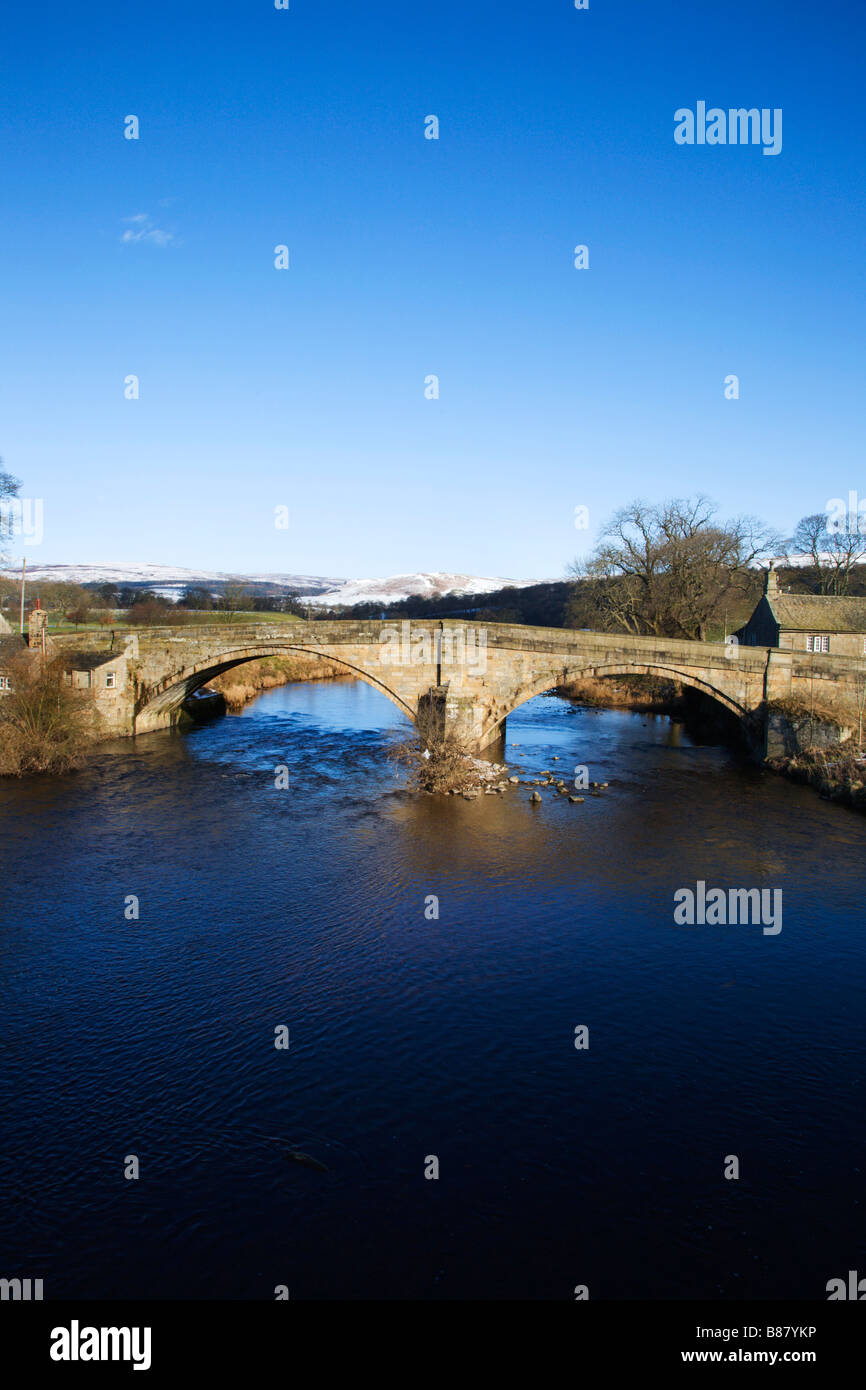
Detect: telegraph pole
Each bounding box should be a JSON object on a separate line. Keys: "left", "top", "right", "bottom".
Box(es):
{"left": 19, "top": 555, "right": 26, "bottom": 634}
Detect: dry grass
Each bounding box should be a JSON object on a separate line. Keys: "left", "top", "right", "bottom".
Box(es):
{"left": 766, "top": 695, "right": 846, "bottom": 727}
{"left": 771, "top": 744, "right": 866, "bottom": 809}
{"left": 209, "top": 654, "right": 345, "bottom": 710}
{"left": 557, "top": 674, "right": 683, "bottom": 710}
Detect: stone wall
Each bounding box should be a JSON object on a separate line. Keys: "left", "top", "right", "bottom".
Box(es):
{"left": 49, "top": 619, "right": 866, "bottom": 760}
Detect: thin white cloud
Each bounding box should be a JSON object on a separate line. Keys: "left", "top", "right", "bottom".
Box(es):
{"left": 121, "top": 213, "right": 175, "bottom": 246}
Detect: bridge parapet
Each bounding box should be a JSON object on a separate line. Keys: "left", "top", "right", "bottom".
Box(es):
{"left": 50, "top": 619, "right": 866, "bottom": 756}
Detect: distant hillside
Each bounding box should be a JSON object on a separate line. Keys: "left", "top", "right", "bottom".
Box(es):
{"left": 16, "top": 563, "right": 545, "bottom": 608}
{"left": 323, "top": 580, "right": 575, "bottom": 626}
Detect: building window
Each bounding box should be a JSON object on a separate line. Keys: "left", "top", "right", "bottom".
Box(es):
{"left": 806, "top": 634, "right": 830, "bottom": 653}
{"left": 105, "top": 672, "right": 117, "bottom": 689}
{"left": 0, "top": 675, "right": 10, "bottom": 691}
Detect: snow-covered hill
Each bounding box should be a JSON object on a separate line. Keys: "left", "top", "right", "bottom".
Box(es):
{"left": 10, "top": 563, "right": 340, "bottom": 601}
{"left": 10, "top": 563, "right": 544, "bottom": 607}
{"left": 305, "top": 572, "right": 541, "bottom": 607}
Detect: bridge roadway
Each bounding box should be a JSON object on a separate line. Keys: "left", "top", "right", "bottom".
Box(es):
{"left": 53, "top": 618, "right": 866, "bottom": 756}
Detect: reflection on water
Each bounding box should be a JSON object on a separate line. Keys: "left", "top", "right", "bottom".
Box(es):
{"left": 0, "top": 679, "right": 864, "bottom": 1300}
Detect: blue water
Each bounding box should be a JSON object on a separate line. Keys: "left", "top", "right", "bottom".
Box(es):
{"left": 0, "top": 680, "right": 864, "bottom": 1299}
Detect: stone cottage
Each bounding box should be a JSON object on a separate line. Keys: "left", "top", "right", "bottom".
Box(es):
{"left": 736, "top": 565, "right": 866, "bottom": 656}
{"left": 0, "top": 610, "right": 36, "bottom": 693}
{"left": 0, "top": 633, "right": 27, "bottom": 694}
{"left": 66, "top": 648, "right": 131, "bottom": 722}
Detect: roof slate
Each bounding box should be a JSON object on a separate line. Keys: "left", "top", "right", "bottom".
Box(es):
{"left": 768, "top": 594, "right": 866, "bottom": 633}
{"left": 69, "top": 651, "right": 122, "bottom": 671}
{"left": 0, "top": 634, "right": 28, "bottom": 663}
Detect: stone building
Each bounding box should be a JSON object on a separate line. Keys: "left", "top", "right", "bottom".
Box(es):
{"left": 0, "top": 604, "right": 132, "bottom": 728}
{"left": 66, "top": 649, "right": 131, "bottom": 722}
{"left": 0, "top": 633, "right": 28, "bottom": 693}
{"left": 0, "top": 610, "right": 38, "bottom": 693}
{"left": 736, "top": 566, "right": 866, "bottom": 656}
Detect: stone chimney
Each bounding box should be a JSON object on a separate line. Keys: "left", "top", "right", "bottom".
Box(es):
{"left": 27, "top": 604, "right": 48, "bottom": 649}
{"left": 764, "top": 563, "right": 779, "bottom": 597}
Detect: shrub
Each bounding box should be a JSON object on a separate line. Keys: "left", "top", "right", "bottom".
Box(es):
{"left": 391, "top": 694, "right": 481, "bottom": 793}
{"left": 125, "top": 600, "right": 189, "bottom": 626}
{"left": 0, "top": 656, "right": 93, "bottom": 776}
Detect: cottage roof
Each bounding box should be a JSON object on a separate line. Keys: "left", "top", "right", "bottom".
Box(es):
{"left": 767, "top": 594, "right": 866, "bottom": 633}
{"left": 0, "top": 633, "right": 28, "bottom": 663}
{"left": 68, "top": 650, "right": 122, "bottom": 671}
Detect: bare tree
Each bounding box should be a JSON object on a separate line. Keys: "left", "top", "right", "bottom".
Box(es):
{"left": 570, "top": 496, "right": 780, "bottom": 640}
{"left": 788, "top": 511, "right": 866, "bottom": 595}
{"left": 220, "top": 582, "right": 249, "bottom": 615}
{"left": 37, "top": 582, "right": 91, "bottom": 623}
{"left": 828, "top": 528, "right": 866, "bottom": 594}
{"left": 0, "top": 461, "right": 21, "bottom": 567}
{"left": 789, "top": 513, "right": 826, "bottom": 590}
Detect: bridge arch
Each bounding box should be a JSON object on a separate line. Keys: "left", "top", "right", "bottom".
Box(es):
{"left": 481, "top": 659, "right": 749, "bottom": 744}
{"left": 581, "top": 664, "right": 747, "bottom": 717}
{"left": 134, "top": 642, "right": 416, "bottom": 733}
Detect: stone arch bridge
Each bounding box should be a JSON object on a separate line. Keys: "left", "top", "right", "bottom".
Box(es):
{"left": 54, "top": 618, "right": 866, "bottom": 758}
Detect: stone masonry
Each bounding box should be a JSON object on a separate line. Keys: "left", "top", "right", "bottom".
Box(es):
{"left": 49, "top": 618, "right": 866, "bottom": 760}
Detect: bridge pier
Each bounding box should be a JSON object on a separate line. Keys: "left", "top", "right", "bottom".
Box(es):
{"left": 417, "top": 687, "right": 481, "bottom": 748}
{"left": 443, "top": 688, "right": 485, "bottom": 746}
{"left": 417, "top": 686, "right": 505, "bottom": 752}
{"left": 744, "top": 707, "right": 770, "bottom": 762}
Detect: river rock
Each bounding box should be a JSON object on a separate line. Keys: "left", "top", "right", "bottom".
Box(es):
{"left": 530, "top": 791, "right": 542, "bottom": 803}
{"left": 569, "top": 796, "right": 585, "bottom": 803}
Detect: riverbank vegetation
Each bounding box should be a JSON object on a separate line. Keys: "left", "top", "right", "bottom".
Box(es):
{"left": 556, "top": 673, "right": 683, "bottom": 711}
{"left": 0, "top": 657, "right": 93, "bottom": 776}
{"left": 768, "top": 746, "right": 866, "bottom": 810}
{"left": 208, "top": 654, "right": 346, "bottom": 710}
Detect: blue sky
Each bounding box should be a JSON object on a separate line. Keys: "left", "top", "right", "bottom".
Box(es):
{"left": 1, "top": 0, "right": 864, "bottom": 579}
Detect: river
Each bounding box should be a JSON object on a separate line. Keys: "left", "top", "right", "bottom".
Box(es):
{"left": 1, "top": 679, "right": 863, "bottom": 1300}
